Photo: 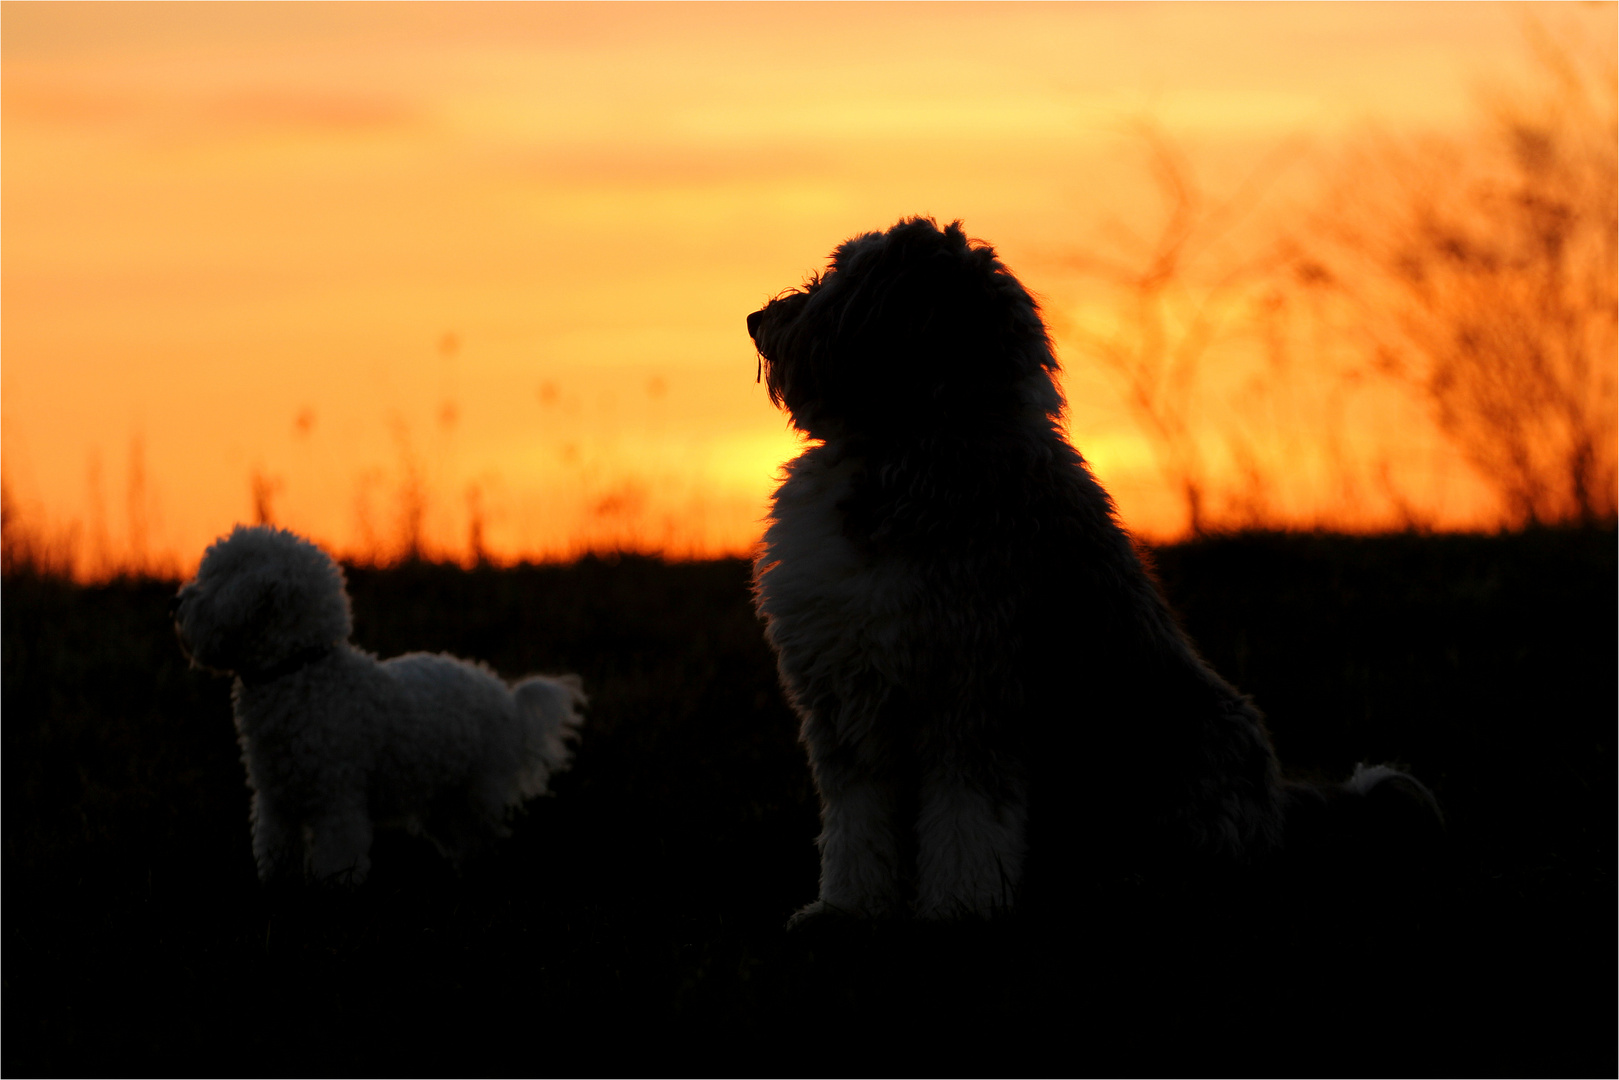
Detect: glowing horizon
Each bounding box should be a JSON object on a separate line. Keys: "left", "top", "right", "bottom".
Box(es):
{"left": 2, "top": 1, "right": 1600, "bottom": 579}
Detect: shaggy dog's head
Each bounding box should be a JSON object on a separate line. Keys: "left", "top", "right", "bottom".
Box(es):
{"left": 174, "top": 525, "right": 352, "bottom": 678}
{"left": 747, "top": 217, "right": 1062, "bottom": 440}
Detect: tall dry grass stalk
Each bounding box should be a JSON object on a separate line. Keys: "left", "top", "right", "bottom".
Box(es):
{"left": 1065, "top": 12, "right": 1615, "bottom": 535}
{"left": 2, "top": 436, "right": 180, "bottom": 581}
{"left": 1063, "top": 128, "right": 1303, "bottom": 536}
{"left": 1, "top": 479, "right": 81, "bottom": 578}
{"left": 1293, "top": 14, "right": 1617, "bottom": 528}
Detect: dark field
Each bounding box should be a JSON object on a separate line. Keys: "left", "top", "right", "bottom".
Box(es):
{"left": 4, "top": 529, "right": 1614, "bottom": 1076}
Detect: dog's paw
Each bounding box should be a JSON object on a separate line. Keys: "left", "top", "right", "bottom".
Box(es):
{"left": 312, "top": 864, "right": 369, "bottom": 889}
{"left": 785, "top": 899, "right": 860, "bottom": 933}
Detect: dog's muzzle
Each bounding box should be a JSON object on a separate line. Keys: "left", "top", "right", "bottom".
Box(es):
{"left": 748, "top": 309, "right": 766, "bottom": 382}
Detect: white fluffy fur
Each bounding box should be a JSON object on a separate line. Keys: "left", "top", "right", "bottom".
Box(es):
{"left": 757, "top": 453, "right": 1033, "bottom": 918}
{"left": 175, "top": 525, "right": 585, "bottom": 885}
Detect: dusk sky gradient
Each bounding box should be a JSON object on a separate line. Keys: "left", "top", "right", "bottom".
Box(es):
{"left": 2, "top": 1, "right": 1597, "bottom": 576}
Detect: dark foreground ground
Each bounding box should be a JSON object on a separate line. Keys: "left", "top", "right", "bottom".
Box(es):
{"left": 4, "top": 529, "right": 1614, "bottom": 1076}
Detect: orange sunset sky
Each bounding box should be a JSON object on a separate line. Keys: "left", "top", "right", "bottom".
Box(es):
{"left": 2, "top": 1, "right": 1608, "bottom": 577}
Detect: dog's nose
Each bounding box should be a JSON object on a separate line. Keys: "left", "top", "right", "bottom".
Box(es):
{"left": 746, "top": 310, "right": 763, "bottom": 341}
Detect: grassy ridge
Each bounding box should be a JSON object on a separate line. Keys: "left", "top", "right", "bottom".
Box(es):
{"left": 4, "top": 531, "right": 1614, "bottom": 1075}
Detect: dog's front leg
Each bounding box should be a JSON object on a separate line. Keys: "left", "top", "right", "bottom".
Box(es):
{"left": 249, "top": 791, "right": 300, "bottom": 883}
{"left": 306, "top": 800, "right": 373, "bottom": 886}
{"left": 915, "top": 767, "right": 1028, "bottom": 920}
{"left": 802, "top": 730, "right": 909, "bottom": 922}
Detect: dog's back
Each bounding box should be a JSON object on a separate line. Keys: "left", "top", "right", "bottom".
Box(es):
{"left": 372, "top": 656, "right": 584, "bottom": 853}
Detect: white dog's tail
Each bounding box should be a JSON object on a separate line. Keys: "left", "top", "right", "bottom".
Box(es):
{"left": 1280, "top": 763, "right": 1445, "bottom": 873}
{"left": 513, "top": 673, "right": 588, "bottom": 800}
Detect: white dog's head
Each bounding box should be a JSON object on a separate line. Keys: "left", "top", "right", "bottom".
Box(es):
{"left": 746, "top": 216, "right": 1062, "bottom": 441}
{"left": 175, "top": 525, "right": 352, "bottom": 678}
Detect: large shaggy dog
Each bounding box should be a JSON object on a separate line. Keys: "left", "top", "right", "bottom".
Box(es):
{"left": 175, "top": 525, "right": 585, "bottom": 884}
{"left": 748, "top": 217, "right": 1437, "bottom": 922}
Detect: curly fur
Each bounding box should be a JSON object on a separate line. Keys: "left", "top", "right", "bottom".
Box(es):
{"left": 748, "top": 217, "right": 1436, "bottom": 922}
{"left": 175, "top": 525, "right": 585, "bottom": 885}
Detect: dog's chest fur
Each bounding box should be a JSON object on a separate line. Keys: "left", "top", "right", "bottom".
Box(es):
{"left": 756, "top": 448, "right": 922, "bottom": 696}
{"left": 753, "top": 441, "right": 1027, "bottom": 747}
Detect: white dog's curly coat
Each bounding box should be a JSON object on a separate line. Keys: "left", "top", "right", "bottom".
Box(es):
{"left": 175, "top": 525, "right": 585, "bottom": 884}
{"left": 748, "top": 217, "right": 1435, "bottom": 922}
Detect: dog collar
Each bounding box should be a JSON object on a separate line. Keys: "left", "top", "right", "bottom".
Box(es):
{"left": 239, "top": 644, "right": 335, "bottom": 687}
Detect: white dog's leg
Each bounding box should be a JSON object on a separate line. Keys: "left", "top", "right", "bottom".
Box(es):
{"left": 811, "top": 774, "right": 909, "bottom": 919}
{"left": 250, "top": 792, "right": 300, "bottom": 883}
{"left": 915, "top": 776, "right": 1028, "bottom": 920}
{"left": 306, "top": 802, "right": 373, "bottom": 885}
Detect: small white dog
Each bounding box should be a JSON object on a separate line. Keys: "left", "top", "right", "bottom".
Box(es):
{"left": 175, "top": 525, "right": 585, "bottom": 885}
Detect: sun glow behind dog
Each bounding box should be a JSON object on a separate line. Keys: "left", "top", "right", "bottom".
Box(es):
{"left": 2, "top": 2, "right": 1609, "bottom": 578}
